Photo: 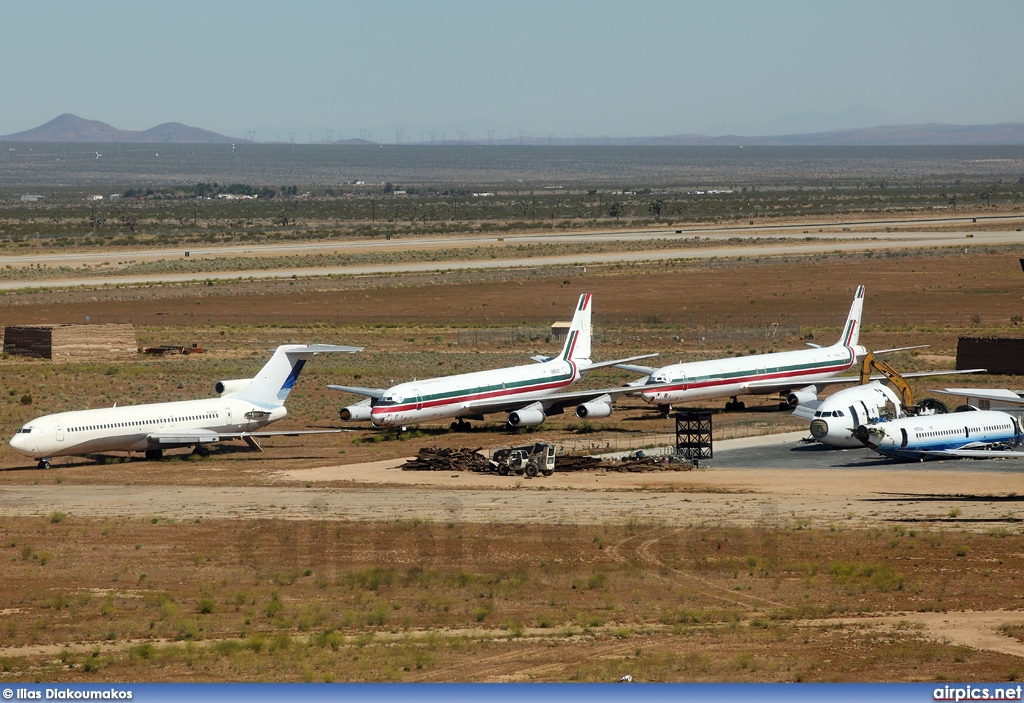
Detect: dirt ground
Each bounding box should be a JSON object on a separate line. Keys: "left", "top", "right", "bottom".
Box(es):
{"left": 3, "top": 222, "right": 1024, "bottom": 681}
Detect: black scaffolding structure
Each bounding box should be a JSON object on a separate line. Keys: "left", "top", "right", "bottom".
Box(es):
{"left": 674, "top": 410, "right": 713, "bottom": 467}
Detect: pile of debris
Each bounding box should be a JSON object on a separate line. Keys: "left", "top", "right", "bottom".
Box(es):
{"left": 555, "top": 455, "right": 603, "bottom": 472}
{"left": 603, "top": 454, "right": 693, "bottom": 472}
{"left": 401, "top": 447, "right": 492, "bottom": 472}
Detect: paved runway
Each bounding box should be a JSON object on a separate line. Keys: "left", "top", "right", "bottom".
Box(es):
{"left": 710, "top": 438, "right": 1024, "bottom": 472}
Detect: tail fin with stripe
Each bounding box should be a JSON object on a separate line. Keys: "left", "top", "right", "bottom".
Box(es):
{"left": 559, "top": 294, "right": 592, "bottom": 363}
{"left": 835, "top": 285, "right": 865, "bottom": 348}
{"left": 232, "top": 344, "right": 362, "bottom": 407}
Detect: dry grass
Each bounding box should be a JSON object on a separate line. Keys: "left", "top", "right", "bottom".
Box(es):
{"left": 1, "top": 517, "right": 1022, "bottom": 681}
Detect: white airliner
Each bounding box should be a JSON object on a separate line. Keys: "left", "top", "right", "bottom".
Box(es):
{"left": 794, "top": 371, "right": 981, "bottom": 448}
{"left": 620, "top": 286, "right": 867, "bottom": 412}
{"left": 9, "top": 343, "right": 361, "bottom": 468}
{"left": 855, "top": 407, "right": 1024, "bottom": 461}
{"left": 330, "top": 293, "right": 658, "bottom": 428}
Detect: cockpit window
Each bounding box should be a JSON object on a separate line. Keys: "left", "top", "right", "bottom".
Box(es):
{"left": 375, "top": 394, "right": 402, "bottom": 407}
{"left": 17, "top": 427, "right": 32, "bottom": 434}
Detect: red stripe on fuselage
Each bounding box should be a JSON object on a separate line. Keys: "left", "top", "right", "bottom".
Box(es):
{"left": 370, "top": 376, "right": 575, "bottom": 417}
{"left": 642, "top": 355, "right": 855, "bottom": 398}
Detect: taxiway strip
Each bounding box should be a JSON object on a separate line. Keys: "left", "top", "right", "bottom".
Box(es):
{"left": 0, "top": 229, "right": 1017, "bottom": 291}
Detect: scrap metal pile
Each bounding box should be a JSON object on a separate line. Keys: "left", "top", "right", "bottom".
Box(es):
{"left": 401, "top": 447, "right": 692, "bottom": 473}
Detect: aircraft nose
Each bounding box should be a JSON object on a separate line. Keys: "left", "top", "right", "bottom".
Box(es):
{"left": 809, "top": 419, "right": 829, "bottom": 440}
{"left": 9, "top": 432, "right": 32, "bottom": 457}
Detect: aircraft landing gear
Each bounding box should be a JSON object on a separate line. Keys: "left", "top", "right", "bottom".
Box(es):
{"left": 778, "top": 401, "right": 790, "bottom": 411}
{"left": 37, "top": 459, "right": 51, "bottom": 470}
{"left": 724, "top": 398, "right": 745, "bottom": 412}
{"left": 657, "top": 404, "right": 672, "bottom": 418}
{"left": 449, "top": 419, "right": 472, "bottom": 431}
{"left": 145, "top": 449, "right": 163, "bottom": 461}
{"left": 192, "top": 444, "right": 211, "bottom": 456}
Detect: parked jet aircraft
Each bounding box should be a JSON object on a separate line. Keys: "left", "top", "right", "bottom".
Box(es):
{"left": 854, "top": 407, "right": 1024, "bottom": 461}
{"left": 793, "top": 369, "right": 982, "bottom": 448}
{"left": 10, "top": 343, "right": 361, "bottom": 468}
{"left": 620, "top": 286, "right": 867, "bottom": 412}
{"left": 330, "top": 293, "right": 657, "bottom": 428}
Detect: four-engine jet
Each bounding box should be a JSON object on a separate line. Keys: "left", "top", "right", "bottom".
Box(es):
{"left": 9, "top": 344, "right": 361, "bottom": 468}
{"left": 330, "top": 293, "right": 657, "bottom": 428}
{"left": 620, "top": 286, "right": 867, "bottom": 412}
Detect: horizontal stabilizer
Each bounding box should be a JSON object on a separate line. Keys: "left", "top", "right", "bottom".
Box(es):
{"left": 328, "top": 385, "right": 387, "bottom": 399}
{"left": 613, "top": 362, "right": 660, "bottom": 375}
{"left": 872, "top": 345, "right": 929, "bottom": 354}
{"left": 581, "top": 353, "right": 658, "bottom": 373}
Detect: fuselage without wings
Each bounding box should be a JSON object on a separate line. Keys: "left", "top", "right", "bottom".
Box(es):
{"left": 641, "top": 345, "right": 857, "bottom": 405}
{"left": 9, "top": 397, "right": 285, "bottom": 459}
{"left": 370, "top": 359, "right": 577, "bottom": 427}
{"left": 859, "top": 409, "right": 1022, "bottom": 461}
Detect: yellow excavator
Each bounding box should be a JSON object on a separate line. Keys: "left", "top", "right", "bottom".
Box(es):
{"left": 858, "top": 351, "right": 947, "bottom": 415}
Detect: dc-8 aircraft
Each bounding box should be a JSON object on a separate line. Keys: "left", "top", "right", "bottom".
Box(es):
{"left": 330, "top": 293, "right": 658, "bottom": 429}
{"left": 10, "top": 343, "right": 361, "bottom": 468}
{"left": 620, "top": 286, "right": 867, "bottom": 412}
{"left": 854, "top": 407, "right": 1024, "bottom": 461}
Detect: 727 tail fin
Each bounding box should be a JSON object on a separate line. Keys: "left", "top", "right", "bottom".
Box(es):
{"left": 835, "top": 285, "right": 865, "bottom": 348}
{"left": 559, "top": 294, "right": 592, "bottom": 363}
{"left": 231, "top": 344, "right": 362, "bottom": 407}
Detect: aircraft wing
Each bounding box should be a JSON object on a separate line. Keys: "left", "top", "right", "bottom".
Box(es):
{"left": 746, "top": 368, "right": 987, "bottom": 395}
{"left": 328, "top": 385, "right": 387, "bottom": 399}
{"left": 460, "top": 382, "right": 673, "bottom": 417}
{"left": 928, "top": 388, "right": 1024, "bottom": 405}
{"left": 147, "top": 428, "right": 344, "bottom": 446}
{"left": 581, "top": 353, "right": 658, "bottom": 373}
{"left": 791, "top": 401, "right": 823, "bottom": 420}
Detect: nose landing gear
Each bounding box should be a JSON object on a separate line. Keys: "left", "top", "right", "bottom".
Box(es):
{"left": 37, "top": 459, "right": 51, "bottom": 470}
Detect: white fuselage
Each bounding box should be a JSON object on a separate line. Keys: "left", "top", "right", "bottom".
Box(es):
{"left": 370, "top": 359, "right": 578, "bottom": 427}
{"left": 10, "top": 397, "right": 286, "bottom": 460}
{"left": 859, "top": 409, "right": 1021, "bottom": 461}
{"left": 809, "top": 382, "right": 902, "bottom": 448}
{"left": 641, "top": 344, "right": 861, "bottom": 406}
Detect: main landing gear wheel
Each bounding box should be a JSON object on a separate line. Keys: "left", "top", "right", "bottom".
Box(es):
{"left": 778, "top": 401, "right": 790, "bottom": 411}
{"left": 145, "top": 449, "right": 163, "bottom": 461}
{"left": 37, "top": 459, "right": 50, "bottom": 469}
{"left": 725, "top": 398, "right": 745, "bottom": 412}
{"left": 449, "top": 419, "right": 472, "bottom": 431}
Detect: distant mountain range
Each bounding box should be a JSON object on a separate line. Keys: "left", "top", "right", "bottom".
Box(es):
{"left": 0, "top": 114, "right": 240, "bottom": 144}
{"left": 3, "top": 113, "right": 1024, "bottom": 146}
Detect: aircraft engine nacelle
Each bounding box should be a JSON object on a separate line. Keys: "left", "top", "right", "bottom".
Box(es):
{"left": 215, "top": 378, "right": 253, "bottom": 397}
{"left": 508, "top": 408, "right": 546, "bottom": 427}
{"left": 576, "top": 395, "right": 613, "bottom": 419}
{"left": 787, "top": 388, "right": 819, "bottom": 407}
{"left": 340, "top": 404, "right": 373, "bottom": 422}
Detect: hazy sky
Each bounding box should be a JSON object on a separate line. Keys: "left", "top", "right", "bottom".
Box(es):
{"left": 3, "top": 0, "right": 1023, "bottom": 140}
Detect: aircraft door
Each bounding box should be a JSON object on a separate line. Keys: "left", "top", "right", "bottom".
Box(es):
{"left": 900, "top": 428, "right": 908, "bottom": 448}
{"left": 413, "top": 389, "right": 423, "bottom": 412}
{"left": 55, "top": 422, "right": 64, "bottom": 442}
{"left": 225, "top": 407, "right": 233, "bottom": 428}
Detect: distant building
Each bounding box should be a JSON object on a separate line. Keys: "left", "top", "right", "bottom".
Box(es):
{"left": 109, "top": 194, "right": 121, "bottom": 201}
{"left": 88, "top": 195, "right": 104, "bottom": 201}
{"left": 3, "top": 324, "right": 137, "bottom": 362}
{"left": 20, "top": 195, "right": 44, "bottom": 203}
{"left": 550, "top": 321, "right": 572, "bottom": 342}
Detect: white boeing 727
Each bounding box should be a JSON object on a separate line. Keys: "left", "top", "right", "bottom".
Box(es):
{"left": 10, "top": 343, "right": 361, "bottom": 468}
{"left": 330, "top": 293, "right": 658, "bottom": 428}
{"left": 619, "top": 286, "right": 868, "bottom": 412}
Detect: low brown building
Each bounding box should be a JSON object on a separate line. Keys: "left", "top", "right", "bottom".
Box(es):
{"left": 3, "top": 324, "right": 137, "bottom": 361}
{"left": 957, "top": 336, "right": 1024, "bottom": 375}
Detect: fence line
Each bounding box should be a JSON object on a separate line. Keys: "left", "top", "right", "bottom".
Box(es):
{"left": 32, "top": 310, "right": 999, "bottom": 330}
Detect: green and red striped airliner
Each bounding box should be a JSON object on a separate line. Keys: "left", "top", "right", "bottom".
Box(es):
{"left": 619, "top": 285, "right": 867, "bottom": 411}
